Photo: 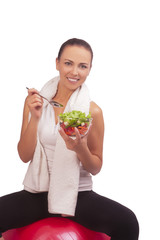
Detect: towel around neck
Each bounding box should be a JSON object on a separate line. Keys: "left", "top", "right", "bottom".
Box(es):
{"left": 23, "top": 76, "right": 90, "bottom": 216}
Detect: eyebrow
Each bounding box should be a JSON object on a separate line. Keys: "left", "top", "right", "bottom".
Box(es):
{"left": 64, "top": 59, "right": 89, "bottom": 65}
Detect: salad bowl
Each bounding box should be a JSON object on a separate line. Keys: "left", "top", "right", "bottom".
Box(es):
{"left": 58, "top": 110, "right": 92, "bottom": 137}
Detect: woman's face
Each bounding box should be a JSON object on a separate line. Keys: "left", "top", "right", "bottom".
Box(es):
{"left": 56, "top": 45, "right": 92, "bottom": 91}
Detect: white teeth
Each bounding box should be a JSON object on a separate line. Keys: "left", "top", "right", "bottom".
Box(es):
{"left": 68, "top": 78, "right": 79, "bottom": 82}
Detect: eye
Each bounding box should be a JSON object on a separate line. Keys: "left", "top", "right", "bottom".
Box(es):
{"left": 80, "top": 64, "right": 87, "bottom": 69}
{"left": 65, "top": 61, "right": 72, "bottom": 66}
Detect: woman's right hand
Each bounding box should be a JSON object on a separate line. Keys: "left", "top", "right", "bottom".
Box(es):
{"left": 26, "top": 88, "right": 43, "bottom": 121}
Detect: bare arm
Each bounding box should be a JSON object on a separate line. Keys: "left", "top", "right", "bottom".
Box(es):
{"left": 17, "top": 89, "right": 43, "bottom": 163}
{"left": 59, "top": 101, "right": 104, "bottom": 175}
{"left": 76, "top": 101, "right": 104, "bottom": 175}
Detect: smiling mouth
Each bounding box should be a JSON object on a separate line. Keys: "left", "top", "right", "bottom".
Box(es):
{"left": 67, "top": 77, "right": 80, "bottom": 82}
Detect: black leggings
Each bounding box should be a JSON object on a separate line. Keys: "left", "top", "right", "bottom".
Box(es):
{"left": 0, "top": 190, "right": 139, "bottom": 240}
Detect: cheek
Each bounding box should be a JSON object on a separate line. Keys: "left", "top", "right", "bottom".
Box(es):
{"left": 80, "top": 69, "right": 90, "bottom": 78}
{"left": 59, "top": 65, "right": 70, "bottom": 75}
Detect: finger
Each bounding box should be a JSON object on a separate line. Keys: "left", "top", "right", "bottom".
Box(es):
{"left": 75, "top": 127, "right": 81, "bottom": 140}
{"left": 59, "top": 127, "right": 70, "bottom": 141}
{"left": 27, "top": 94, "right": 43, "bottom": 107}
{"left": 81, "top": 123, "right": 92, "bottom": 140}
{"left": 27, "top": 88, "right": 39, "bottom": 96}
{"left": 27, "top": 96, "right": 43, "bottom": 108}
{"left": 30, "top": 95, "right": 43, "bottom": 104}
{"left": 29, "top": 102, "right": 43, "bottom": 108}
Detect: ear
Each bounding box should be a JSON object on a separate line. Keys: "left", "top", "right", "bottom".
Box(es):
{"left": 56, "top": 58, "right": 60, "bottom": 71}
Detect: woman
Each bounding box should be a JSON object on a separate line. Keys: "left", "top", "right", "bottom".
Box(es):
{"left": 0, "top": 38, "right": 139, "bottom": 240}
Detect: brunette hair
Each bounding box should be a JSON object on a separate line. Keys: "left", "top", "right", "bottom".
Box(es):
{"left": 57, "top": 38, "right": 93, "bottom": 64}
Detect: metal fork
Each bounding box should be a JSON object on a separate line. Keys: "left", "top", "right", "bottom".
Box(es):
{"left": 26, "top": 87, "right": 63, "bottom": 107}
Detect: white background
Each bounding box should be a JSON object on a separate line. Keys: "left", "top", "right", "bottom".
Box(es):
{"left": 0, "top": 1, "right": 160, "bottom": 239}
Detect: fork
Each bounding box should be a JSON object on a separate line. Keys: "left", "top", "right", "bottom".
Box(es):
{"left": 26, "top": 87, "right": 63, "bottom": 107}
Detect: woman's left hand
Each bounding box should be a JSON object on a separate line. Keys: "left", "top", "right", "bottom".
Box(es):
{"left": 58, "top": 126, "right": 90, "bottom": 153}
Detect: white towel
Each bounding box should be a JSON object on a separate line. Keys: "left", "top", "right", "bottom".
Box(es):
{"left": 23, "top": 76, "right": 90, "bottom": 216}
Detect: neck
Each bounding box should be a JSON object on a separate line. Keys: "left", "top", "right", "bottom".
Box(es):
{"left": 53, "top": 82, "right": 75, "bottom": 104}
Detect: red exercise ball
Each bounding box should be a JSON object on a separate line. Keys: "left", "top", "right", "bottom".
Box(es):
{"left": 3, "top": 217, "right": 111, "bottom": 240}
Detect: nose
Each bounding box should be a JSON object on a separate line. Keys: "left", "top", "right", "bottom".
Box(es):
{"left": 71, "top": 66, "right": 78, "bottom": 76}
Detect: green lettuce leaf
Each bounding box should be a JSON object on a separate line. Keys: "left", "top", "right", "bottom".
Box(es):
{"left": 59, "top": 110, "right": 92, "bottom": 127}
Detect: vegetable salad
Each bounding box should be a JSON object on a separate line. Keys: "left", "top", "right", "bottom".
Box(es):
{"left": 59, "top": 110, "right": 92, "bottom": 137}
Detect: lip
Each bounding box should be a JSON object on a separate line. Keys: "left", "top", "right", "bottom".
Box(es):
{"left": 67, "top": 77, "right": 80, "bottom": 82}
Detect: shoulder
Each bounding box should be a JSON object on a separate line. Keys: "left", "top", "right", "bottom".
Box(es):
{"left": 90, "top": 101, "right": 103, "bottom": 118}
{"left": 89, "top": 101, "right": 104, "bottom": 130}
